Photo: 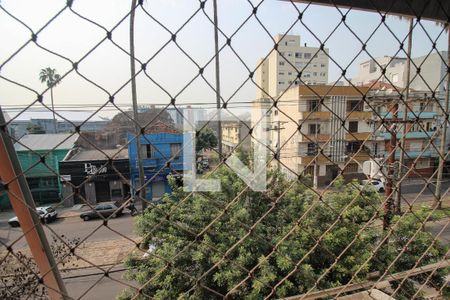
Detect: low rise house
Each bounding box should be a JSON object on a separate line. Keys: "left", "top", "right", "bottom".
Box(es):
{"left": 14, "top": 133, "right": 79, "bottom": 204}
{"left": 128, "top": 129, "right": 186, "bottom": 202}
{"left": 59, "top": 149, "right": 130, "bottom": 206}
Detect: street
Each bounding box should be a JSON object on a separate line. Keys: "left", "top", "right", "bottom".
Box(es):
{"left": 0, "top": 211, "right": 136, "bottom": 250}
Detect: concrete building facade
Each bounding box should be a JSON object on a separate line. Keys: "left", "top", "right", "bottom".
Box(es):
{"left": 255, "top": 34, "right": 330, "bottom": 99}
{"left": 221, "top": 121, "right": 251, "bottom": 154}
{"left": 352, "top": 52, "right": 448, "bottom": 94}
{"left": 276, "top": 85, "right": 377, "bottom": 185}
{"left": 14, "top": 133, "right": 79, "bottom": 204}
{"left": 7, "top": 111, "right": 109, "bottom": 139}
{"left": 59, "top": 149, "right": 130, "bottom": 206}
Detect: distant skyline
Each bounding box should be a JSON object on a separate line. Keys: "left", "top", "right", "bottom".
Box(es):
{"left": 1, "top": 0, "right": 447, "bottom": 114}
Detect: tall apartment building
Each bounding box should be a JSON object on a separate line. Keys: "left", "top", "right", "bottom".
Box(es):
{"left": 352, "top": 51, "right": 448, "bottom": 94}
{"left": 276, "top": 85, "right": 377, "bottom": 185}
{"left": 255, "top": 34, "right": 329, "bottom": 99}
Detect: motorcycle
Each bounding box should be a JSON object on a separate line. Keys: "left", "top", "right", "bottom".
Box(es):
{"left": 127, "top": 202, "right": 138, "bottom": 216}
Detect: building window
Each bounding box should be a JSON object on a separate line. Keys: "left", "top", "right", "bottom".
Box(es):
{"left": 274, "top": 110, "right": 278, "bottom": 116}
{"left": 348, "top": 121, "right": 358, "bottom": 133}
{"left": 278, "top": 72, "right": 285, "bottom": 75}
{"left": 313, "top": 72, "right": 317, "bottom": 76}
{"left": 288, "top": 72, "right": 292, "bottom": 75}
{"left": 278, "top": 81, "right": 285, "bottom": 85}
{"left": 308, "top": 124, "right": 320, "bottom": 135}
{"left": 321, "top": 64, "right": 326, "bottom": 67}
{"left": 313, "top": 64, "right": 317, "bottom": 68}
{"left": 170, "top": 143, "right": 181, "bottom": 158}
{"left": 279, "top": 61, "right": 285, "bottom": 66}
{"left": 304, "top": 53, "right": 312, "bottom": 59}
{"left": 287, "top": 52, "right": 292, "bottom": 57}
{"left": 307, "top": 99, "right": 320, "bottom": 112}
{"left": 307, "top": 143, "right": 318, "bottom": 155}
{"left": 144, "top": 144, "right": 155, "bottom": 158}
{"left": 346, "top": 141, "right": 362, "bottom": 153}
{"left": 295, "top": 52, "right": 302, "bottom": 58}
{"left": 347, "top": 100, "right": 363, "bottom": 111}
{"left": 344, "top": 163, "right": 358, "bottom": 173}
{"left": 304, "top": 166, "right": 314, "bottom": 176}
{"left": 295, "top": 62, "right": 303, "bottom": 68}
{"left": 392, "top": 74, "right": 399, "bottom": 83}
{"left": 28, "top": 178, "right": 39, "bottom": 189}
{"left": 409, "top": 142, "right": 422, "bottom": 152}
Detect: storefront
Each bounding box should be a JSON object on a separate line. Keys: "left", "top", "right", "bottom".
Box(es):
{"left": 59, "top": 150, "right": 130, "bottom": 206}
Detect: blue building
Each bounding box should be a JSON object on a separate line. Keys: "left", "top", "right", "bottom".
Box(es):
{"left": 379, "top": 111, "right": 439, "bottom": 177}
{"left": 128, "top": 132, "right": 187, "bottom": 201}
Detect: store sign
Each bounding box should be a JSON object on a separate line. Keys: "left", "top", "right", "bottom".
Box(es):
{"left": 60, "top": 175, "right": 71, "bottom": 182}
{"left": 84, "top": 163, "right": 107, "bottom": 175}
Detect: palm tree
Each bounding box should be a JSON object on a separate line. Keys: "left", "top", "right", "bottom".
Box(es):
{"left": 39, "top": 67, "right": 61, "bottom": 133}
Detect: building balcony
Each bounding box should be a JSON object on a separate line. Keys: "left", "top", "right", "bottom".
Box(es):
{"left": 299, "top": 154, "right": 332, "bottom": 164}
{"left": 345, "top": 132, "right": 372, "bottom": 141}
{"left": 344, "top": 151, "right": 371, "bottom": 161}
{"left": 302, "top": 111, "right": 331, "bottom": 120}
{"left": 346, "top": 111, "right": 372, "bottom": 119}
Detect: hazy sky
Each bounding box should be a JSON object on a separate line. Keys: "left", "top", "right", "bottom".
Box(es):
{"left": 0, "top": 0, "right": 447, "bottom": 117}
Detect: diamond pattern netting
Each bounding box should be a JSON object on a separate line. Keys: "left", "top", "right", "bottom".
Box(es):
{"left": 0, "top": 0, "right": 449, "bottom": 299}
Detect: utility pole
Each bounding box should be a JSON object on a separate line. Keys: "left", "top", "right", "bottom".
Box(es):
{"left": 130, "top": 0, "right": 146, "bottom": 211}
{"left": 435, "top": 33, "right": 450, "bottom": 209}
{"left": 277, "top": 119, "right": 281, "bottom": 169}
{"left": 396, "top": 18, "right": 413, "bottom": 214}
{"left": 213, "top": 0, "right": 222, "bottom": 160}
{"left": 313, "top": 129, "right": 319, "bottom": 189}
{"left": 384, "top": 102, "right": 398, "bottom": 230}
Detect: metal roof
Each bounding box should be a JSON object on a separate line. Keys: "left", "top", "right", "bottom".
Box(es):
{"left": 8, "top": 110, "right": 110, "bottom": 123}
{"left": 67, "top": 149, "right": 129, "bottom": 161}
{"left": 15, "top": 133, "right": 79, "bottom": 151}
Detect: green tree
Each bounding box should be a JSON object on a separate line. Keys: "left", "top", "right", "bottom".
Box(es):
{"left": 39, "top": 67, "right": 61, "bottom": 133}
{"left": 196, "top": 127, "right": 218, "bottom": 153}
{"left": 118, "top": 168, "right": 448, "bottom": 299}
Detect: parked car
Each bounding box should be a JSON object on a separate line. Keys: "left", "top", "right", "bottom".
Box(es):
{"left": 8, "top": 206, "right": 58, "bottom": 227}
{"left": 360, "top": 179, "right": 385, "bottom": 193}
{"left": 79, "top": 203, "right": 123, "bottom": 221}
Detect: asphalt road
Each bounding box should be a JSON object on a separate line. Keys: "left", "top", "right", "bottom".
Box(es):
{"left": 0, "top": 212, "right": 136, "bottom": 250}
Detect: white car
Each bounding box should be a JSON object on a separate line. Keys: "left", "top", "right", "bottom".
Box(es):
{"left": 360, "top": 179, "right": 385, "bottom": 193}
{"left": 8, "top": 206, "right": 58, "bottom": 227}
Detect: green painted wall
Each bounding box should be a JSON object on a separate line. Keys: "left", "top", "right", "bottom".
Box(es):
{"left": 14, "top": 148, "right": 70, "bottom": 205}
